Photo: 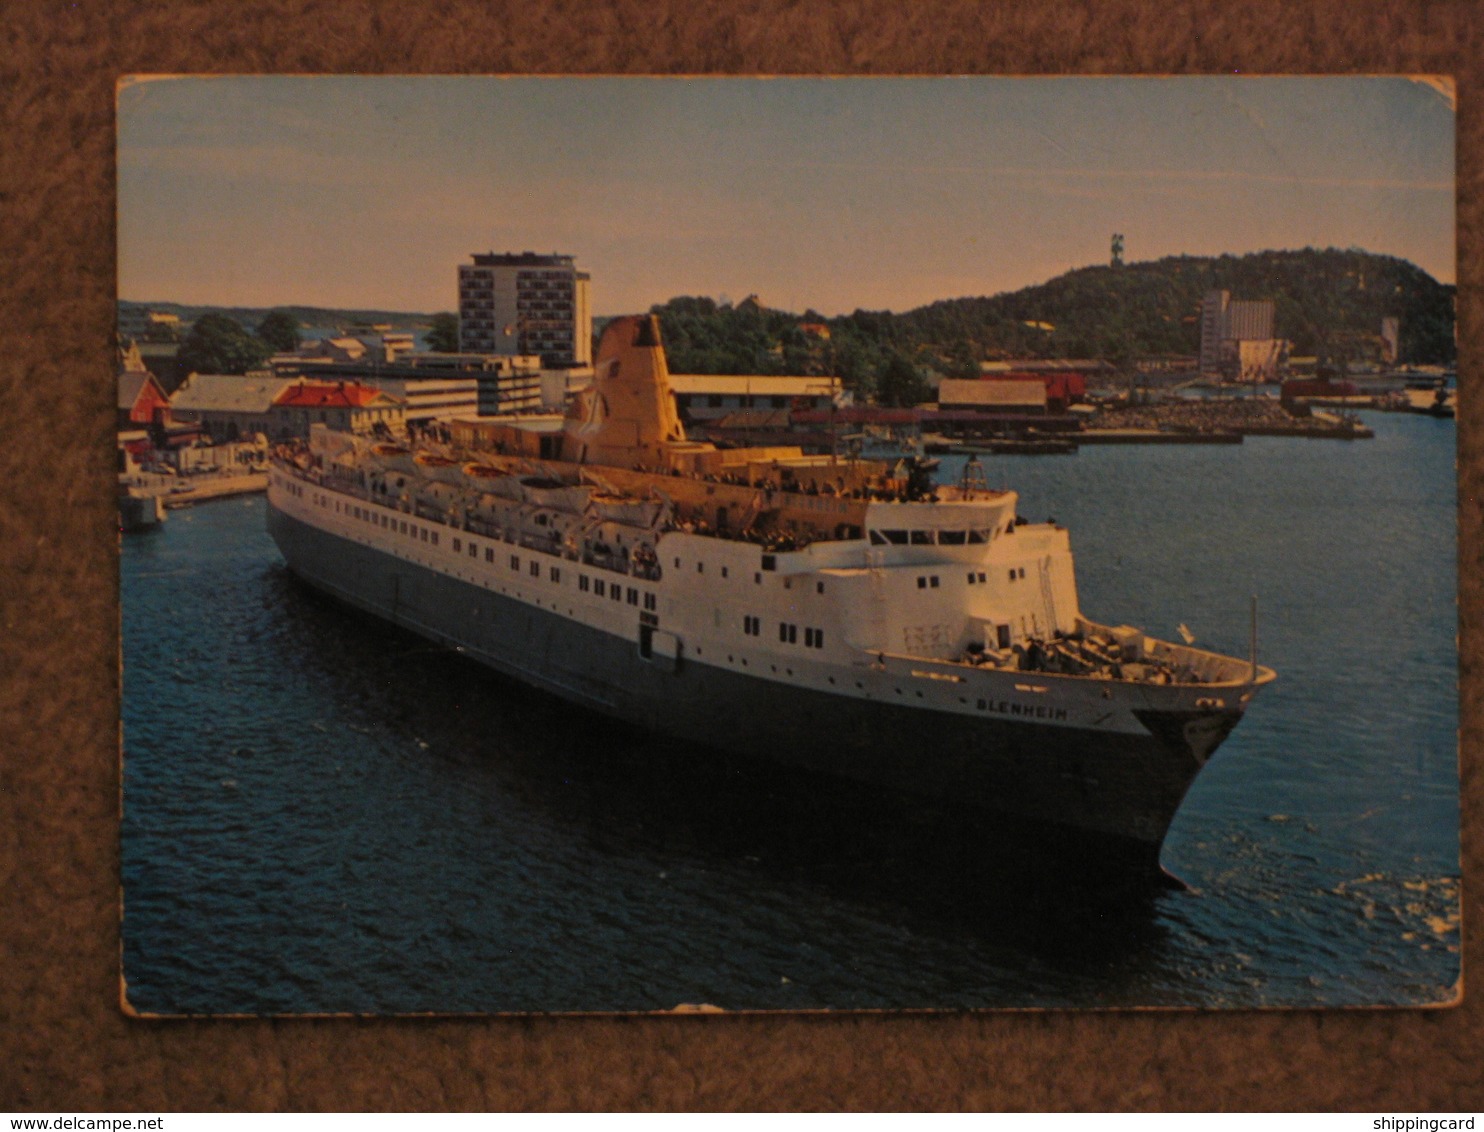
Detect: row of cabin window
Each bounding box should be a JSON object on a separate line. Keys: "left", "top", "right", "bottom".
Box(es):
{"left": 675, "top": 555, "right": 728, "bottom": 579}
{"left": 740, "top": 616, "right": 822, "bottom": 648}
{"left": 918, "top": 568, "right": 1023, "bottom": 589}
{"left": 672, "top": 555, "right": 832, "bottom": 598}
{"left": 341, "top": 496, "right": 669, "bottom": 612}
{"left": 677, "top": 556, "right": 829, "bottom": 596}
{"left": 869, "top": 528, "right": 993, "bottom": 546}
{"left": 451, "top": 536, "right": 484, "bottom": 562}
{"left": 574, "top": 572, "right": 658, "bottom": 610}
{"left": 346, "top": 500, "right": 435, "bottom": 546}
{"left": 777, "top": 622, "right": 825, "bottom": 649}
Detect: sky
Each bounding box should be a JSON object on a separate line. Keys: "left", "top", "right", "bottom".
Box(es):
{"left": 117, "top": 75, "right": 1456, "bottom": 317}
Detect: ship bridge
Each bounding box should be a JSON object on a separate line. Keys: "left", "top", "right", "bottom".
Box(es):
{"left": 862, "top": 493, "right": 1017, "bottom": 563}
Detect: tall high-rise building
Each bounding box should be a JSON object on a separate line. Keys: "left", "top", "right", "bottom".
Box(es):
{"left": 458, "top": 252, "right": 592, "bottom": 366}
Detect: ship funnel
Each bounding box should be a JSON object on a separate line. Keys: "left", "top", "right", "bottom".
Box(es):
{"left": 560, "top": 314, "right": 689, "bottom": 470}
{"left": 633, "top": 316, "right": 663, "bottom": 348}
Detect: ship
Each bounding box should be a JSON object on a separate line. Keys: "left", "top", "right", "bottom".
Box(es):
{"left": 267, "top": 314, "right": 1275, "bottom": 871}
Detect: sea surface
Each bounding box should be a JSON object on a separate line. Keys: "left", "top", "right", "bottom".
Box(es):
{"left": 120, "top": 411, "right": 1461, "bottom": 1013}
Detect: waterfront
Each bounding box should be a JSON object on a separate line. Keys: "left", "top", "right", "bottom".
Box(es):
{"left": 120, "top": 410, "right": 1459, "bottom": 1014}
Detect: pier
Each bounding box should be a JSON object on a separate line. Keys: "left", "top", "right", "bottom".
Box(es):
{"left": 1076, "top": 429, "right": 1244, "bottom": 446}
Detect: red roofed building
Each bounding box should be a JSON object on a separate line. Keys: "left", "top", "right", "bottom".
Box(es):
{"left": 991, "top": 371, "right": 1087, "bottom": 412}
{"left": 118, "top": 370, "right": 171, "bottom": 430}
{"left": 269, "top": 380, "right": 405, "bottom": 438}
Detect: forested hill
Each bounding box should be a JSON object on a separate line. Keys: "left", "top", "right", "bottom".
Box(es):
{"left": 899, "top": 248, "right": 1454, "bottom": 363}
{"left": 118, "top": 300, "right": 438, "bottom": 330}
{"left": 649, "top": 248, "right": 1454, "bottom": 396}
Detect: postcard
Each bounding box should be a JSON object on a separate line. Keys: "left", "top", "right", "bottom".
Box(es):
{"left": 117, "top": 75, "right": 1458, "bottom": 1015}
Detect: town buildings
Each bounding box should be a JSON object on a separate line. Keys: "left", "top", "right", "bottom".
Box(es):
{"left": 667, "top": 374, "right": 843, "bottom": 425}
{"left": 271, "top": 347, "right": 550, "bottom": 420}
{"left": 168, "top": 373, "right": 293, "bottom": 441}
{"left": 118, "top": 306, "right": 181, "bottom": 342}
{"left": 457, "top": 251, "right": 592, "bottom": 367}
{"left": 269, "top": 381, "right": 405, "bottom": 438}
{"left": 117, "top": 370, "right": 171, "bottom": 430}
{"left": 168, "top": 374, "right": 405, "bottom": 441}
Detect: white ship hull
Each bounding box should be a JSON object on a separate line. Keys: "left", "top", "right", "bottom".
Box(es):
{"left": 268, "top": 466, "right": 1267, "bottom": 854}
{"left": 265, "top": 313, "right": 1273, "bottom": 868}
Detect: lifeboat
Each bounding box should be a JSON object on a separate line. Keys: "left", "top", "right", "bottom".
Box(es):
{"left": 414, "top": 452, "right": 467, "bottom": 485}
{"left": 586, "top": 491, "right": 667, "bottom": 529}
{"left": 519, "top": 476, "right": 593, "bottom": 511}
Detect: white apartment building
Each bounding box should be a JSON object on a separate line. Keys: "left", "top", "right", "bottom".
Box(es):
{"left": 458, "top": 251, "right": 592, "bottom": 367}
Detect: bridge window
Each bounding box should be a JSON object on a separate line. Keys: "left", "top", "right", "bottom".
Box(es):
{"left": 909, "top": 530, "right": 933, "bottom": 545}
{"left": 939, "top": 530, "right": 966, "bottom": 546}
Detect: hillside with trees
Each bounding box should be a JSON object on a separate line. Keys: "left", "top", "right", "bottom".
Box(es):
{"left": 648, "top": 248, "right": 1455, "bottom": 399}
{"left": 118, "top": 300, "right": 439, "bottom": 333}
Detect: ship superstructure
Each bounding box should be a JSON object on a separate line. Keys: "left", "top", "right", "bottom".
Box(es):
{"left": 268, "top": 315, "right": 1274, "bottom": 862}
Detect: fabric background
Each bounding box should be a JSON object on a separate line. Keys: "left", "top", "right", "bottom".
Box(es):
{"left": 1, "top": 0, "right": 1479, "bottom": 1110}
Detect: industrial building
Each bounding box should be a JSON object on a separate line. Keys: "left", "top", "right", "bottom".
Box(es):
{"left": 1199, "top": 290, "right": 1282, "bottom": 379}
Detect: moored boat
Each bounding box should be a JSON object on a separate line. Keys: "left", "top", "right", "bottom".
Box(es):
{"left": 267, "top": 314, "right": 1275, "bottom": 870}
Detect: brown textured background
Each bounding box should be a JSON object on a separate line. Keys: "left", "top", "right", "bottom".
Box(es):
{"left": 1, "top": 0, "right": 1479, "bottom": 1111}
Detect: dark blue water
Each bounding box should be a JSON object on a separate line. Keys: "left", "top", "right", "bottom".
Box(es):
{"left": 120, "top": 411, "right": 1460, "bottom": 1013}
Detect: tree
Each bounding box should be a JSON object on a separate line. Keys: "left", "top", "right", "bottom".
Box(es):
{"left": 256, "top": 309, "right": 301, "bottom": 353}
{"left": 426, "top": 312, "right": 460, "bottom": 353}
{"left": 177, "top": 313, "right": 272, "bottom": 376}
{"left": 876, "top": 351, "right": 932, "bottom": 407}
